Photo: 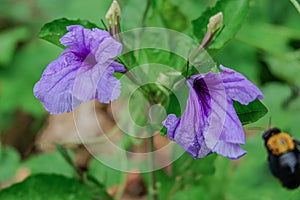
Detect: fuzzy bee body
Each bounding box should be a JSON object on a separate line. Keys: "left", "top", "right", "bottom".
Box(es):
{"left": 263, "top": 128, "right": 300, "bottom": 189}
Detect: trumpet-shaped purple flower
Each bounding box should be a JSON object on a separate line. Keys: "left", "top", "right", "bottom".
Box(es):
{"left": 163, "top": 65, "right": 264, "bottom": 160}
{"left": 34, "top": 25, "right": 126, "bottom": 114}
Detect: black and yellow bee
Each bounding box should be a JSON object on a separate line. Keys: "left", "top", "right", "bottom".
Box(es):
{"left": 263, "top": 127, "right": 300, "bottom": 189}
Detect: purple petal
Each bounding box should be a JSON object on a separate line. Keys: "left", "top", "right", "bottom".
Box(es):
{"left": 162, "top": 65, "right": 261, "bottom": 160}
{"left": 175, "top": 86, "right": 207, "bottom": 158}
{"left": 34, "top": 50, "right": 82, "bottom": 114}
{"left": 220, "top": 65, "right": 264, "bottom": 105}
{"left": 42, "top": 92, "right": 81, "bottom": 114}
{"left": 60, "top": 25, "right": 111, "bottom": 59}
{"left": 73, "top": 62, "right": 104, "bottom": 101}
{"left": 166, "top": 82, "right": 212, "bottom": 159}
{"left": 60, "top": 25, "right": 84, "bottom": 47}
{"left": 162, "top": 114, "right": 180, "bottom": 140}
{"left": 60, "top": 25, "right": 90, "bottom": 57}
{"left": 35, "top": 25, "right": 124, "bottom": 114}
{"left": 111, "top": 61, "right": 126, "bottom": 73}
{"left": 88, "top": 28, "right": 111, "bottom": 55}
{"left": 95, "top": 37, "right": 122, "bottom": 64}
{"left": 218, "top": 100, "right": 246, "bottom": 144}
{"left": 212, "top": 141, "right": 247, "bottom": 160}
{"left": 192, "top": 72, "right": 228, "bottom": 150}
{"left": 96, "top": 65, "right": 122, "bottom": 103}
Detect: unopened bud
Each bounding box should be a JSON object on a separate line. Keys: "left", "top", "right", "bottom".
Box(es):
{"left": 198, "top": 12, "right": 223, "bottom": 49}
{"left": 207, "top": 12, "right": 223, "bottom": 35}
{"left": 105, "top": 0, "right": 121, "bottom": 39}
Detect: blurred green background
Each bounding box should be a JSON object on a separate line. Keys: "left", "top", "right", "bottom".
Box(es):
{"left": 0, "top": 0, "right": 300, "bottom": 199}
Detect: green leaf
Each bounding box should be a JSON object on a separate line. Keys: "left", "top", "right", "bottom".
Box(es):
{"left": 160, "top": 126, "right": 167, "bottom": 136}
{"left": 141, "top": 169, "right": 174, "bottom": 200}
{"left": 21, "top": 151, "right": 75, "bottom": 177}
{"left": 87, "top": 158, "right": 124, "bottom": 188}
{"left": 234, "top": 99, "right": 268, "bottom": 126}
{"left": 213, "top": 40, "right": 261, "bottom": 84}
{"left": 171, "top": 187, "right": 208, "bottom": 200}
{"left": 253, "top": 83, "right": 300, "bottom": 135}
{"left": 159, "top": 0, "right": 189, "bottom": 32}
{"left": 0, "top": 147, "right": 20, "bottom": 182}
{"left": 121, "top": 0, "right": 148, "bottom": 29}
{"left": 167, "top": 0, "right": 216, "bottom": 22}
{"left": 264, "top": 54, "right": 300, "bottom": 87}
{"left": 39, "top": 18, "right": 100, "bottom": 48}
{"left": 172, "top": 153, "right": 216, "bottom": 177}
{"left": 199, "top": 156, "right": 231, "bottom": 199}
{"left": 0, "top": 174, "right": 95, "bottom": 200}
{"left": 236, "top": 23, "right": 300, "bottom": 56}
{"left": 0, "top": 40, "right": 61, "bottom": 120}
{"left": 0, "top": 27, "right": 30, "bottom": 66}
{"left": 151, "top": 153, "right": 217, "bottom": 199}
{"left": 154, "top": 153, "right": 217, "bottom": 199}
{"left": 192, "top": 0, "right": 249, "bottom": 53}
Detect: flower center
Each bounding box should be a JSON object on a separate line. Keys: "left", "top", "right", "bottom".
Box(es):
{"left": 84, "top": 53, "right": 97, "bottom": 66}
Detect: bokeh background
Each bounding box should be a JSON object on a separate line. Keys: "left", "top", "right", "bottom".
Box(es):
{"left": 0, "top": 0, "right": 300, "bottom": 199}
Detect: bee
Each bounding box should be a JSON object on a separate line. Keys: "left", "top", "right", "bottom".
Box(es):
{"left": 262, "top": 127, "right": 300, "bottom": 189}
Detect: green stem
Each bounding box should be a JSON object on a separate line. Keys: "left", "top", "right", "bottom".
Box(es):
{"left": 188, "top": 31, "right": 215, "bottom": 63}
{"left": 56, "top": 144, "right": 85, "bottom": 182}
{"left": 141, "top": 0, "right": 151, "bottom": 27}
{"left": 115, "top": 173, "right": 127, "bottom": 200}
{"left": 148, "top": 136, "right": 158, "bottom": 200}
{"left": 185, "top": 60, "right": 190, "bottom": 79}
{"left": 166, "top": 176, "right": 182, "bottom": 200}
{"left": 121, "top": 2, "right": 158, "bottom": 198}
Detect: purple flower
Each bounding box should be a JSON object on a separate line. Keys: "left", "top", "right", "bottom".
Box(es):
{"left": 34, "top": 25, "right": 126, "bottom": 114}
{"left": 163, "top": 65, "right": 264, "bottom": 159}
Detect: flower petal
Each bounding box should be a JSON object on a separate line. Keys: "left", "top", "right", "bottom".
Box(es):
{"left": 35, "top": 26, "right": 123, "bottom": 114}
{"left": 164, "top": 81, "right": 212, "bottom": 159}
{"left": 191, "top": 72, "right": 227, "bottom": 150}
{"left": 89, "top": 28, "right": 111, "bottom": 55}
{"left": 95, "top": 37, "right": 122, "bottom": 64}
{"left": 33, "top": 50, "right": 82, "bottom": 114}
{"left": 212, "top": 141, "right": 247, "bottom": 160}
{"left": 163, "top": 65, "right": 262, "bottom": 160}
{"left": 111, "top": 61, "right": 126, "bottom": 73}
{"left": 162, "top": 114, "right": 180, "bottom": 140}
{"left": 43, "top": 91, "right": 81, "bottom": 114}
{"left": 96, "top": 65, "right": 122, "bottom": 103}
{"left": 73, "top": 62, "right": 108, "bottom": 101}
{"left": 60, "top": 25, "right": 110, "bottom": 58}
{"left": 60, "top": 25, "right": 90, "bottom": 57}
{"left": 218, "top": 100, "right": 246, "bottom": 144}
{"left": 220, "top": 65, "right": 264, "bottom": 105}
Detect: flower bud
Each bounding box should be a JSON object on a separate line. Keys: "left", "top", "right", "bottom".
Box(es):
{"left": 105, "top": 0, "right": 121, "bottom": 40}
{"left": 207, "top": 12, "right": 223, "bottom": 35}
{"left": 200, "top": 12, "right": 223, "bottom": 49}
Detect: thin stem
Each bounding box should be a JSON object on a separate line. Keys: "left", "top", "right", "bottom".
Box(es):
{"left": 166, "top": 176, "right": 182, "bottom": 200}
{"left": 188, "top": 31, "right": 215, "bottom": 63}
{"left": 185, "top": 60, "right": 190, "bottom": 79}
{"left": 148, "top": 136, "right": 158, "bottom": 200}
{"left": 100, "top": 19, "right": 108, "bottom": 31}
{"left": 115, "top": 173, "right": 127, "bottom": 200}
{"left": 141, "top": 0, "right": 151, "bottom": 27}
{"left": 120, "top": 2, "right": 158, "bottom": 198}
{"left": 55, "top": 144, "right": 85, "bottom": 182}
{"left": 134, "top": 0, "right": 151, "bottom": 59}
